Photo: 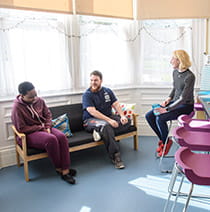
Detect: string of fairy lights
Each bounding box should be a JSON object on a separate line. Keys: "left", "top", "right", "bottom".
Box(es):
{"left": 0, "top": 15, "right": 192, "bottom": 44}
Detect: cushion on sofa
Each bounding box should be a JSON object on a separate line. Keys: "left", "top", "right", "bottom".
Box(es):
{"left": 23, "top": 125, "right": 137, "bottom": 156}
{"left": 112, "top": 103, "right": 136, "bottom": 119}
{"left": 52, "top": 113, "right": 73, "bottom": 137}
{"left": 68, "top": 131, "right": 94, "bottom": 147}
{"left": 114, "top": 125, "right": 137, "bottom": 136}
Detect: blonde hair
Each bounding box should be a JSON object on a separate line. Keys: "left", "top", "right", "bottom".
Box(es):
{"left": 173, "top": 50, "right": 191, "bottom": 70}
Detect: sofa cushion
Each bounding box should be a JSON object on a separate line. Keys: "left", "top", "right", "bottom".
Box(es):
{"left": 114, "top": 125, "right": 137, "bottom": 136}
{"left": 52, "top": 113, "right": 73, "bottom": 137}
{"left": 68, "top": 125, "right": 137, "bottom": 147}
{"left": 67, "top": 131, "right": 94, "bottom": 147}
{"left": 27, "top": 148, "right": 46, "bottom": 156}
{"left": 25, "top": 125, "right": 137, "bottom": 155}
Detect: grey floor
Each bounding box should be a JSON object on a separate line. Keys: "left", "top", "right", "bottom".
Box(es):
{"left": 1, "top": 136, "right": 210, "bottom": 212}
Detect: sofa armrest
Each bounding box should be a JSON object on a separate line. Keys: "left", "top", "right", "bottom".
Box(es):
{"left": 12, "top": 125, "right": 28, "bottom": 156}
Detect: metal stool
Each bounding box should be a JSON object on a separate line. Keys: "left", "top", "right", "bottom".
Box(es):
{"left": 164, "top": 147, "right": 210, "bottom": 212}
{"left": 166, "top": 126, "right": 210, "bottom": 203}
{"left": 158, "top": 120, "right": 177, "bottom": 173}
{"left": 158, "top": 111, "right": 195, "bottom": 173}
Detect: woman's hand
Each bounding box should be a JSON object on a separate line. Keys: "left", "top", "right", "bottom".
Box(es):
{"left": 161, "top": 97, "right": 171, "bottom": 107}
{"left": 155, "top": 107, "right": 167, "bottom": 114}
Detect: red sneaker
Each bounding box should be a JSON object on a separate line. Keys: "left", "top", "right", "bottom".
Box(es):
{"left": 158, "top": 139, "right": 173, "bottom": 157}
{"left": 156, "top": 140, "right": 163, "bottom": 152}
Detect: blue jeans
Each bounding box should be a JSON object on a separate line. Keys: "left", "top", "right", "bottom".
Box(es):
{"left": 145, "top": 104, "right": 194, "bottom": 144}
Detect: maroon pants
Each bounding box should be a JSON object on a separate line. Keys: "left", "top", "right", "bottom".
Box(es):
{"left": 26, "top": 128, "right": 70, "bottom": 170}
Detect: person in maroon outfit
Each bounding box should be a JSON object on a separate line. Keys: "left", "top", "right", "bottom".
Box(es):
{"left": 11, "top": 81, "right": 76, "bottom": 184}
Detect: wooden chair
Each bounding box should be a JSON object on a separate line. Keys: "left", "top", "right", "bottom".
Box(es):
{"left": 12, "top": 125, "right": 48, "bottom": 182}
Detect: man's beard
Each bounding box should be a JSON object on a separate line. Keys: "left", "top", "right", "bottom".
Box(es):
{"left": 90, "top": 85, "right": 101, "bottom": 92}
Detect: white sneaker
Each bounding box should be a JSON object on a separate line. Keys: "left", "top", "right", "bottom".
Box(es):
{"left": 93, "top": 129, "right": 101, "bottom": 141}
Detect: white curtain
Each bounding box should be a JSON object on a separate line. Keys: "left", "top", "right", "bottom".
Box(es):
{"left": 79, "top": 15, "right": 136, "bottom": 89}
{"left": 191, "top": 19, "right": 206, "bottom": 88}
{"left": 137, "top": 19, "right": 206, "bottom": 86}
{"left": 0, "top": 8, "right": 73, "bottom": 98}
{"left": 0, "top": 23, "right": 16, "bottom": 96}
{"left": 0, "top": 8, "right": 206, "bottom": 99}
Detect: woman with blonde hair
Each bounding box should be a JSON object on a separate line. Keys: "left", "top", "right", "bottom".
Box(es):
{"left": 145, "top": 50, "right": 195, "bottom": 156}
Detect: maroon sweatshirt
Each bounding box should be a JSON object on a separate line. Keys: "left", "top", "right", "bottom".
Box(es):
{"left": 11, "top": 95, "right": 52, "bottom": 134}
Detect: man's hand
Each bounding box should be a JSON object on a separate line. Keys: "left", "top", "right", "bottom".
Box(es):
{"left": 44, "top": 128, "right": 51, "bottom": 133}
{"left": 120, "top": 116, "right": 128, "bottom": 125}
{"left": 108, "top": 119, "right": 119, "bottom": 128}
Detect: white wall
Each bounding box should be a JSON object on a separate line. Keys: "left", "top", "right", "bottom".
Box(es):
{"left": 0, "top": 87, "right": 173, "bottom": 168}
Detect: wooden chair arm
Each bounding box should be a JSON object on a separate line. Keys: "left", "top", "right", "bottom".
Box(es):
{"left": 132, "top": 113, "right": 139, "bottom": 127}
{"left": 12, "top": 125, "right": 26, "bottom": 138}
{"left": 11, "top": 125, "right": 28, "bottom": 155}
{"left": 132, "top": 113, "right": 139, "bottom": 117}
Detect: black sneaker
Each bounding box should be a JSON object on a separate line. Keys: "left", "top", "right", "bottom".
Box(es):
{"left": 112, "top": 152, "right": 125, "bottom": 169}
{"left": 69, "top": 168, "right": 77, "bottom": 176}
{"left": 61, "top": 174, "right": 76, "bottom": 184}
{"left": 56, "top": 168, "right": 77, "bottom": 177}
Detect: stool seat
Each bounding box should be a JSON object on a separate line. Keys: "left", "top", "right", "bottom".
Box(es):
{"left": 173, "top": 126, "right": 210, "bottom": 151}
{"left": 178, "top": 114, "right": 210, "bottom": 132}
{"left": 176, "top": 147, "right": 210, "bottom": 185}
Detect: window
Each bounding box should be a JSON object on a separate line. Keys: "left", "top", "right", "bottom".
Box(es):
{"left": 0, "top": 8, "right": 206, "bottom": 99}
{"left": 138, "top": 19, "right": 205, "bottom": 86}
{"left": 79, "top": 17, "right": 205, "bottom": 88}
{"left": 79, "top": 15, "right": 135, "bottom": 89}
{"left": 0, "top": 8, "right": 72, "bottom": 98}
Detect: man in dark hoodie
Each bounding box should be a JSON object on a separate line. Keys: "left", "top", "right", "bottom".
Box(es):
{"left": 11, "top": 81, "right": 76, "bottom": 184}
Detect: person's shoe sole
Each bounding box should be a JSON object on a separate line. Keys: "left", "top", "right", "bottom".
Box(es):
{"left": 56, "top": 168, "right": 77, "bottom": 177}
{"left": 115, "top": 164, "right": 125, "bottom": 169}
{"left": 112, "top": 159, "right": 125, "bottom": 169}
{"left": 61, "top": 174, "right": 76, "bottom": 184}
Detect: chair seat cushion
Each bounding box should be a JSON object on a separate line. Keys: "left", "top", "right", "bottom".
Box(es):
{"left": 115, "top": 125, "right": 137, "bottom": 136}
{"left": 27, "top": 148, "right": 46, "bottom": 156}
{"left": 25, "top": 125, "right": 137, "bottom": 155}
{"left": 68, "top": 131, "right": 94, "bottom": 147}
{"left": 68, "top": 125, "right": 137, "bottom": 147}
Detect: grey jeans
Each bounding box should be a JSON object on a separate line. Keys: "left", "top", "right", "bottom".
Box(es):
{"left": 83, "top": 115, "right": 131, "bottom": 158}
